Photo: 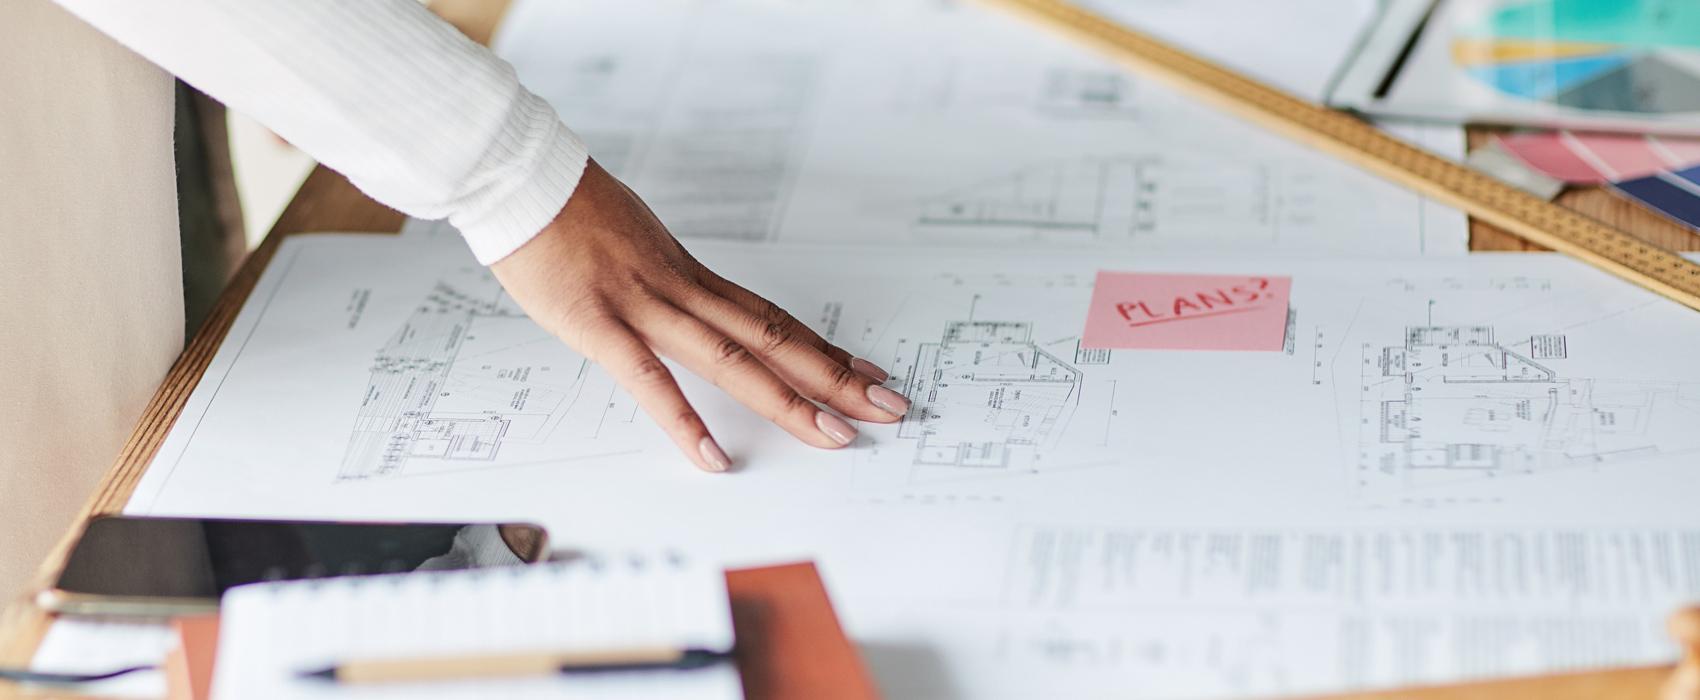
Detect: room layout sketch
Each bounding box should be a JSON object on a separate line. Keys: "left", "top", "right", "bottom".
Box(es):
{"left": 912, "top": 157, "right": 1320, "bottom": 244}
{"left": 896, "top": 321, "right": 1083, "bottom": 481}
{"left": 1355, "top": 324, "right": 1700, "bottom": 499}
{"left": 338, "top": 270, "right": 585, "bottom": 480}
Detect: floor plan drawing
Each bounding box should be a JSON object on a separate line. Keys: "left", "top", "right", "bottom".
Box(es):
{"left": 1355, "top": 324, "right": 1700, "bottom": 500}
{"left": 129, "top": 235, "right": 1700, "bottom": 699}
{"left": 894, "top": 321, "right": 1085, "bottom": 482}
{"left": 339, "top": 268, "right": 587, "bottom": 480}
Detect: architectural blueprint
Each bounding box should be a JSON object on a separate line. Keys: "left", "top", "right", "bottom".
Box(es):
{"left": 336, "top": 265, "right": 639, "bottom": 481}
{"left": 121, "top": 235, "right": 1700, "bottom": 698}
{"left": 491, "top": 0, "right": 1469, "bottom": 255}
{"left": 1355, "top": 324, "right": 1700, "bottom": 502}
{"left": 340, "top": 268, "right": 568, "bottom": 479}
{"left": 897, "top": 321, "right": 1084, "bottom": 475}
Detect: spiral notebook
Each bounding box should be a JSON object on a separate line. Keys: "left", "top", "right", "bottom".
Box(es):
{"left": 211, "top": 558, "right": 741, "bottom": 700}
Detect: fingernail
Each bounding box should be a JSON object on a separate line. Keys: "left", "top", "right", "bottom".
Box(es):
{"left": 867, "top": 384, "right": 910, "bottom": 417}
{"left": 851, "top": 357, "right": 890, "bottom": 383}
{"left": 698, "top": 436, "right": 731, "bottom": 473}
{"left": 815, "top": 411, "right": 857, "bottom": 446}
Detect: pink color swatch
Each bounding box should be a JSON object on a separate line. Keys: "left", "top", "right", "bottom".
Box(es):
{"left": 1083, "top": 271, "right": 1291, "bottom": 351}
{"left": 1656, "top": 140, "right": 1700, "bottom": 165}
{"left": 1494, "top": 131, "right": 1700, "bottom": 184}
{"left": 1575, "top": 132, "right": 1671, "bottom": 179}
{"left": 1498, "top": 132, "right": 1601, "bottom": 182}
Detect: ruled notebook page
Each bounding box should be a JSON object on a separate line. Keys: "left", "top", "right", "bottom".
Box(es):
{"left": 211, "top": 559, "right": 741, "bottom": 700}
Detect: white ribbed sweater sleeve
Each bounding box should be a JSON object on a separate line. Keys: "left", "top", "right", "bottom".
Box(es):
{"left": 52, "top": 0, "right": 589, "bottom": 264}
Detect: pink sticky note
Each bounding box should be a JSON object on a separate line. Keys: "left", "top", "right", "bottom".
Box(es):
{"left": 1083, "top": 271, "right": 1291, "bottom": 351}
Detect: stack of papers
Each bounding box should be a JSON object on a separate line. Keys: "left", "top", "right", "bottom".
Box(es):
{"left": 214, "top": 559, "right": 738, "bottom": 700}
{"left": 121, "top": 234, "right": 1700, "bottom": 698}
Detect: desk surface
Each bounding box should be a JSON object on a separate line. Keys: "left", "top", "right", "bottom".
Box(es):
{"left": 3, "top": 0, "right": 1698, "bottom": 697}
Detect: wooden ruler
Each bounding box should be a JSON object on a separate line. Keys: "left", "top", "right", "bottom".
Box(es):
{"left": 974, "top": 0, "right": 1700, "bottom": 311}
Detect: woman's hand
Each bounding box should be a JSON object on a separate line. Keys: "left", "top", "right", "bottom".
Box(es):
{"left": 490, "top": 161, "right": 909, "bottom": 473}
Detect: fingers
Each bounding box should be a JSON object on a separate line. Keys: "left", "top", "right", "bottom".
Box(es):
{"left": 633, "top": 300, "right": 865, "bottom": 450}
{"left": 677, "top": 289, "right": 908, "bottom": 424}
{"left": 699, "top": 272, "right": 891, "bottom": 383}
{"left": 579, "top": 317, "right": 732, "bottom": 473}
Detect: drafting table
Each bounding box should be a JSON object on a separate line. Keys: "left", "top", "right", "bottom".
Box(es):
{"left": 2, "top": 0, "right": 1699, "bottom": 698}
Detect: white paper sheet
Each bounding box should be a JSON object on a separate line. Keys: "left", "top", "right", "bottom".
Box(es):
{"left": 1077, "top": 0, "right": 1377, "bottom": 101}
{"left": 27, "top": 619, "right": 176, "bottom": 698}
{"left": 489, "top": 0, "right": 1468, "bottom": 256}
{"left": 113, "top": 234, "right": 1700, "bottom": 698}
{"left": 212, "top": 559, "right": 739, "bottom": 700}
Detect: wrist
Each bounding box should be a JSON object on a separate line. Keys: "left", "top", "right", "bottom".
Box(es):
{"left": 449, "top": 94, "right": 591, "bottom": 265}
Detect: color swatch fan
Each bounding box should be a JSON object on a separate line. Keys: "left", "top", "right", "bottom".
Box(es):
{"left": 1453, "top": 0, "right": 1700, "bottom": 114}
{"left": 1332, "top": 0, "right": 1700, "bottom": 134}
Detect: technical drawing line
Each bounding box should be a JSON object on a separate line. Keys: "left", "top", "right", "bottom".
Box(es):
{"left": 143, "top": 244, "right": 308, "bottom": 512}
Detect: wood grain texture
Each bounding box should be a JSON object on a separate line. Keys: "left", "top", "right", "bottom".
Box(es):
{"left": 0, "top": 1, "right": 1689, "bottom": 697}
{"left": 1467, "top": 130, "right": 1700, "bottom": 252}
{"left": 1319, "top": 665, "right": 1671, "bottom": 700}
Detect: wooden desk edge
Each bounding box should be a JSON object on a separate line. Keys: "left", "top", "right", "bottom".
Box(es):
{"left": 2, "top": 1, "right": 1696, "bottom": 697}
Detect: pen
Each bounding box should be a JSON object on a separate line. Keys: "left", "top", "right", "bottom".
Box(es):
{"left": 299, "top": 646, "right": 733, "bottom": 684}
